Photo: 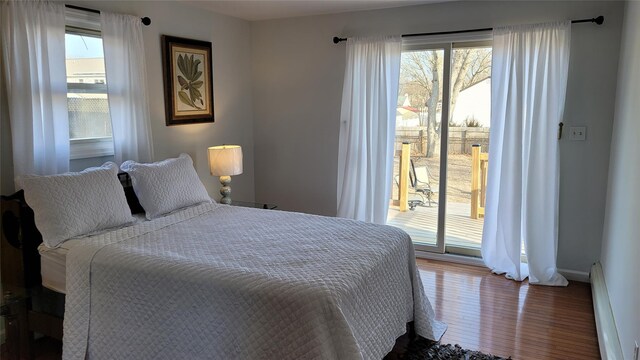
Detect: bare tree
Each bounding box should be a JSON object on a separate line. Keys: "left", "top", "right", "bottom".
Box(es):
{"left": 400, "top": 51, "right": 441, "bottom": 157}
{"left": 399, "top": 47, "right": 491, "bottom": 157}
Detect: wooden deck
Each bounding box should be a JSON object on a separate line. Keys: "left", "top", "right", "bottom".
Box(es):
{"left": 387, "top": 201, "right": 484, "bottom": 249}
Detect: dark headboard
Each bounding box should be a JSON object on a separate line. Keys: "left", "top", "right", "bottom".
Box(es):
{"left": 117, "top": 172, "right": 145, "bottom": 215}
{"left": 0, "top": 172, "right": 143, "bottom": 292}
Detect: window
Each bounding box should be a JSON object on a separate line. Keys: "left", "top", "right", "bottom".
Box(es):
{"left": 65, "top": 9, "right": 114, "bottom": 159}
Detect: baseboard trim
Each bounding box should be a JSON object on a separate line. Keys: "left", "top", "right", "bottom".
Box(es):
{"left": 415, "top": 251, "right": 486, "bottom": 267}
{"left": 558, "top": 268, "right": 590, "bottom": 283}
{"left": 416, "top": 251, "right": 590, "bottom": 283}
{"left": 591, "top": 262, "right": 623, "bottom": 360}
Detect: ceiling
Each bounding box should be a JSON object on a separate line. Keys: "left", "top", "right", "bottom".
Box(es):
{"left": 182, "top": 0, "right": 449, "bottom": 21}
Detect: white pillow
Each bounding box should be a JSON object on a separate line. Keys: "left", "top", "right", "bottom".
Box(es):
{"left": 120, "top": 153, "right": 212, "bottom": 219}
{"left": 15, "top": 162, "right": 135, "bottom": 248}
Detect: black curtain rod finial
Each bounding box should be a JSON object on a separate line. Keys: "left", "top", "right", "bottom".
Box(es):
{"left": 333, "top": 36, "right": 346, "bottom": 44}
{"left": 142, "top": 17, "right": 151, "bottom": 26}
{"left": 595, "top": 15, "right": 604, "bottom": 25}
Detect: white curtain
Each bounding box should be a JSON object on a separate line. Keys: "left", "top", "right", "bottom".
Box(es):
{"left": 101, "top": 12, "right": 154, "bottom": 164}
{"left": 482, "top": 21, "right": 570, "bottom": 286}
{"left": 0, "top": 1, "right": 69, "bottom": 177}
{"left": 337, "top": 36, "right": 402, "bottom": 224}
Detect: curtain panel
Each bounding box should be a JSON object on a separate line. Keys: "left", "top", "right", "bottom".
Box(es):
{"left": 482, "top": 21, "right": 571, "bottom": 286}
{"left": 337, "top": 36, "right": 402, "bottom": 224}
{"left": 0, "top": 1, "right": 69, "bottom": 178}
{"left": 101, "top": 12, "right": 154, "bottom": 164}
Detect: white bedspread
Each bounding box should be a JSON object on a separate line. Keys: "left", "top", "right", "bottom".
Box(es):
{"left": 63, "top": 203, "right": 446, "bottom": 360}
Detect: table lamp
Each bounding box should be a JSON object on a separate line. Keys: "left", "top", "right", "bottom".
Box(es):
{"left": 208, "top": 145, "right": 243, "bottom": 204}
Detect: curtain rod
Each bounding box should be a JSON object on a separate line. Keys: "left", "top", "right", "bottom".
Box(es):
{"left": 332, "top": 15, "right": 604, "bottom": 44}
{"left": 65, "top": 4, "right": 151, "bottom": 26}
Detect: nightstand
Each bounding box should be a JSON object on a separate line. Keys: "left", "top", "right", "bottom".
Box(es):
{"left": 229, "top": 200, "right": 277, "bottom": 210}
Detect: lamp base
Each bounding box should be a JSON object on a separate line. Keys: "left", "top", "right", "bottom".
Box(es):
{"left": 219, "top": 175, "right": 232, "bottom": 204}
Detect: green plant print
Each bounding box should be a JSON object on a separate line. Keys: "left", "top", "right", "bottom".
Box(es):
{"left": 176, "top": 53, "right": 205, "bottom": 109}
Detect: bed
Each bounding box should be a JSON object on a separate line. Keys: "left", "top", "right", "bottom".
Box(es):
{"left": 1, "top": 159, "right": 446, "bottom": 360}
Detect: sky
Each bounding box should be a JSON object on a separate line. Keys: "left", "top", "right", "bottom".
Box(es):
{"left": 65, "top": 34, "right": 103, "bottom": 59}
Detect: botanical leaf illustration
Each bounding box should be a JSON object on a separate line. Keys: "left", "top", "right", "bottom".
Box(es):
{"left": 176, "top": 53, "right": 205, "bottom": 109}
{"left": 177, "top": 76, "right": 188, "bottom": 89}
{"left": 178, "top": 90, "right": 197, "bottom": 108}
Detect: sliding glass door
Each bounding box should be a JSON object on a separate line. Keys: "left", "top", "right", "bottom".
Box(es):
{"left": 388, "top": 45, "right": 448, "bottom": 252}
{"left": 388, "top": 38, "right": 492, "bottom": 257}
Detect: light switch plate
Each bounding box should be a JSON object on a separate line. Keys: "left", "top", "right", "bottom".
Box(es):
{"left": 569, "top": 126, "right": 586, "bottom": 141}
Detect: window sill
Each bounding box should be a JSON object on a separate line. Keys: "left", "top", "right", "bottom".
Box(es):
{"left": 70, "top": 137, "right": 114, "bottom": 160}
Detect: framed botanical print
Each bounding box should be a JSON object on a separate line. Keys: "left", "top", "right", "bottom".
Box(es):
{"left": 161, "top": 35, "right": 214, "bottom": 125}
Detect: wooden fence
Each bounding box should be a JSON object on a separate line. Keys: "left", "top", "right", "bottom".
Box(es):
{"left": 395, "top": 126, "right": 490, "bottom": 156}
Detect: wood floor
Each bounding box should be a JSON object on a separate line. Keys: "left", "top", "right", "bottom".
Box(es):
{"left": 416, "top": 259, "right": 600, "bottom": 359}
{"left": 5, "top": 259, "right": 599, "bottom": 360}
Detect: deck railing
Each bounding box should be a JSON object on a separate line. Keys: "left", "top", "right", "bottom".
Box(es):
{"left": 398, "top": 142, "right": 411, "bottom": 212}
{"left": 471, "top": 145, "right": 488, "bottom": 219}
{"left": 396, "top": 142, "right": 488, "bottom": 217}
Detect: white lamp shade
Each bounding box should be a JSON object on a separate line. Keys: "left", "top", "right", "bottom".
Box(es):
{"left": 208, "top": 145, "right": 243, "bottom": 176}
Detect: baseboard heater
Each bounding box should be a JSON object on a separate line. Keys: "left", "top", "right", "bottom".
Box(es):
{"left": 591, "top": 262, "right": 624, "bottom": 360}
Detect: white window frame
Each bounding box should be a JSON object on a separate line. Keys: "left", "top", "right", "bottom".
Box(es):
{"left": 399, "top": 33, "right": 493, "bottom": 258}
{"left": 65, "top": 8, "right": 114, "bottom": 160}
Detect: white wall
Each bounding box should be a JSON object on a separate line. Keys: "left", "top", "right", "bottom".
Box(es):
{"left": 251, "top": 0, "right": 624, "bottom": 273}
{"left": 0, "top": 0, "right": 256, "bottom": 202}
{"left": 600, "top": 2, "right": 640, "bottom": 359}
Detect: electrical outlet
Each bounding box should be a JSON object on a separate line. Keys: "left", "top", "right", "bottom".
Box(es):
{"left": 634, "top": 341, "right": 639, "bottom": 360}
{"left": 569, "top": 126, "right": 586, "bottom": 141}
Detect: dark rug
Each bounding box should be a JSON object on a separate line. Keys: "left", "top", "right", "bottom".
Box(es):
{"left": 387, "top": 336, "right": 511, "bottom": 360}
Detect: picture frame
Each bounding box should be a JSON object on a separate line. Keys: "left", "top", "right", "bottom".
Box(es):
{"left": 161, "top": 35, "right": 214, "bottom": 126}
